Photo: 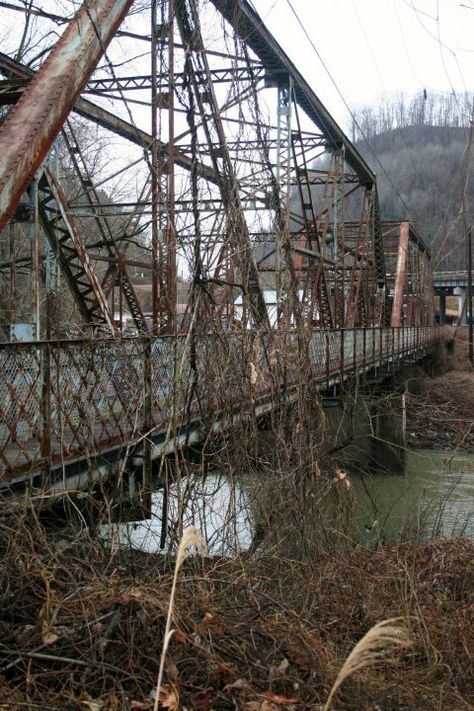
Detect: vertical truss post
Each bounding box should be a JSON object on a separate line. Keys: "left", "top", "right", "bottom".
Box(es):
{"left": 367, "top": 184, "right": 387, "bottom": 325}
{"left": 275, "top": 76, "right": 292, "bottom": 310}
{"left": 391, "top": 221, "right": 409, "bottom": 327}
{"left": 151, "top": 0, "right": 160, "bottom": 336}
{"left": 333, "top": 146, "right": 345, "bottom": 327}
{"left": 166, "top": 0, "right": 177, "bottom": 334}
{"left": 151, "top": 0, "right": 176, "bottom": 335}
{"left": 29, "top": 178, "right": 40, "bottom": 338}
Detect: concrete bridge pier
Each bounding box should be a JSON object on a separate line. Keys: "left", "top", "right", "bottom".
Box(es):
{"left": 455, "top": 287, "right": 468, "bottom": 325}
{"left": 439, "top": 291, "right": 446, "bottom": 325}
{"left": 323, "top": 390, "right": 407, "bottom": 475}
{"left": 370, "top": 393, "right": 407, "bottom": 475}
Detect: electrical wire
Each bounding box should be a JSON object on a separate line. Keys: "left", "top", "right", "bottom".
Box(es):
{"left": 284, "top": 0, "right": 415, "bottom": 220}
{"left": 401, "top": 0, "right": 470, "bottom": 101}
{"left": 391, "top": 0, "right": 420, "bottom": 86}
{"left": 351, "top": 0, "right": 386, "bottom": 93}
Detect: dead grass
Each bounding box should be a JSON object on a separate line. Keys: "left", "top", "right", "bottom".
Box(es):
{"left": 0, "top": 515, "right": 473, "bottom": 710}
{"left": 407, "top": 328, "right": 474, "bottom": 451}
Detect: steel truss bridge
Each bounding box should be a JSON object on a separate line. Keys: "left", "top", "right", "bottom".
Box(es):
{"left": 0, "top": 0, "right": 439, "bottom": 495}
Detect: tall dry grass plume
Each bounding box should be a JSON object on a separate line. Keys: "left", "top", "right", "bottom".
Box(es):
{"left": 323, "top": 618, "right": 411, "bottom": 711}
{"left": 153, "top": 526, "right": 207, "bottom": 711}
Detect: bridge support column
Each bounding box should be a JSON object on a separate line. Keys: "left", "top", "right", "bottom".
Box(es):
{"left": 439, "top": 292, "right": 446, "bottom": 325}
{"left": 371, "top": 393, "right": 406, "bottom": 475}
{"left": 454, "top": 287, "right": 467, "bottom": 325}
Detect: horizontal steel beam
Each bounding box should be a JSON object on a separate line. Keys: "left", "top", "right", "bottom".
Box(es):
{"left": 209, "top": 0, "right": 376, "bottom": 186}
{"left": 0, "top": 0, "right": 136, "bottom": 233}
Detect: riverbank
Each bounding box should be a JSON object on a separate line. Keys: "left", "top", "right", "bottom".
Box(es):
{"left": 0, "top": 518, "right": 473, "bottom": 710}
{"left": 407, "top": 329, "right": 474, "bottom": 452}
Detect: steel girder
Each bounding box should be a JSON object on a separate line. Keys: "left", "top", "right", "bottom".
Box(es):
{"left": 38, "top": 168, "right": 116, "bottom": 332}
{"left": 0, "top": 0, "right": 136, "bottom": 233}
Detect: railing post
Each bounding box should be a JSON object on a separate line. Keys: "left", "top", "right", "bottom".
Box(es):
{"left": 353, "top": 327, "right": 356, "bottom": 372}
{"left": 41, "top": 343, "right": 51, "bottom": 482}
{"left": 142, "top": 337, "right": 152, "bottom": 517}
{"left": 391, "top": 326, "right": 394, "bottom": 368}
{"left": 372, "top": 325, "right": 375, "bottom": 370}
{"left": 340, "top": 329, "right": 344, "bottom": 374}
{"left": 325, "top": 330, "right": 330, "bottom": 390}
{"left": 340, "top": 329, "right": 345, "bottom": 397}
{"left": 363, "top": 326, "right": 367, "bottom": 380}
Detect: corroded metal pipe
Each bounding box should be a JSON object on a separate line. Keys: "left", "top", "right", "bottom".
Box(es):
{"left": 0, "top": 0, "right": 135, "bottom": 233}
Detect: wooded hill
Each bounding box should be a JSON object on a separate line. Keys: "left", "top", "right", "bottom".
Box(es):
{"left": 352, "top": 93, "right": 472, "bottom": 270}
{"left": 357, "top": 125, "right": 471, "bottom": 269}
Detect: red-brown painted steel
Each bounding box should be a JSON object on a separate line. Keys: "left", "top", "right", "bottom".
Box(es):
{"left": 391, "top": 221, "right": 410, "bottom": 327}
{"left": 0, "top": 0, "right": 135, "bottom": 233}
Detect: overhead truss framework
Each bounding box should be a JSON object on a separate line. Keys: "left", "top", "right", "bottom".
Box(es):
{"left": 0, "top": 0, "right": 434, "bottom": 337}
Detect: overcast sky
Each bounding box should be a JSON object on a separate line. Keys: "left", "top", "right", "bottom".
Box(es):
{"left": 251, "top": 0, "right": 473, "bottom": 130}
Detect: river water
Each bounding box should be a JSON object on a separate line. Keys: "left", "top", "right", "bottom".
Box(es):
{"left": 102, "top": 449, "right": 474, "bottom": 554}
{"left": 354, "top": 449, "right": 474, "bottom": 545}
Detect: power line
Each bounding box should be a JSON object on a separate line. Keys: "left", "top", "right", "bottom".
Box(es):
{"left": 351, "top": 0, "right": 386, "bottom": 92}
{"left": 401, "top": 0, "right": 470, "bottom": 100}
{"left": 284, "top": 0, "right": 415, "bottom": 219}
{"left": 392, "top": 0, "right": 420, "bottom": 86}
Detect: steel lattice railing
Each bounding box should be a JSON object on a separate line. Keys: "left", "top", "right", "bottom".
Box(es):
{"left": 0, "top": 327, "right": 439, "bottom": 481}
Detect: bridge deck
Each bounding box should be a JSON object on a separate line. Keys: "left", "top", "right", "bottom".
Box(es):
{"left": 0, "top": 327, "right": 439, "bottom": 492}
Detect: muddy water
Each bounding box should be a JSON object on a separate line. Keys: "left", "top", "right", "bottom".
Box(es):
{"left": 102, "top": 449, "right": 474, "bottom": 554}
{"left": 354, "top": 449, "right": 474, "bottom": 545}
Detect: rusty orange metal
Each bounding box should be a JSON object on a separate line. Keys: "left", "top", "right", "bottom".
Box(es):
{"left": 0, "top": 0, "right": 135, "bottom": 233}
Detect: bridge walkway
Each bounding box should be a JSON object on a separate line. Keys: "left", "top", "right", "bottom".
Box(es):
{"left": 0, "top": 327, "right": 439, "bottom": 496}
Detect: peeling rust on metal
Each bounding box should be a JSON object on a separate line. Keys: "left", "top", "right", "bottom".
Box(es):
{"left": 0, "top": 0, "right": 136, "bottom": 232}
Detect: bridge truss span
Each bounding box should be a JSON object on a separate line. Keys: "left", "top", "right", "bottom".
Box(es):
{"left": 0, "top": 1, "right": 441, "bottom": 500}
{"left": 0, "top": 0, "right": 434, "bottom": 337}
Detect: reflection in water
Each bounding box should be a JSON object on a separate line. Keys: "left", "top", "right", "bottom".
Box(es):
{"left": 102, "top": 449, "right": 474, "bottom": 554}
{"left": 102, "top": 473, "right": 252, "bottom": 556}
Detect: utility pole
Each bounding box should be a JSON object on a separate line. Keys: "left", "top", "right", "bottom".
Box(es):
{"left": 468, "top": 225, "right": 473, "bottom": 366}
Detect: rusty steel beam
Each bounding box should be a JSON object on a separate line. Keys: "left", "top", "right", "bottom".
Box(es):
{"left": 40, "top": 167, "right": 116, "bottom": 333}
{"left": 0, "top": 52, "right": 220, "bottom": 186}
{"left": 0, "top": 0, "right": 136, "bottom": 233}
{"left": 209, "top": 0, "right": 376, "bottom": 186}
{"left": 391, "top": 221, "right": 410, "bottom": 327}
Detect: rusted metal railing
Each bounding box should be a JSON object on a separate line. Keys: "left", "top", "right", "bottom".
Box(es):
{"left": 0, "top": 327, "right": 439, "bottom": 481}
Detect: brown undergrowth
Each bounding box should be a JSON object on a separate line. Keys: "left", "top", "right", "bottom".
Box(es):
{"left": 0, "top": 513, "right": 473, "bottom": 711}
{"left": 407, "top": 328, "right": 474, "bottom": 452}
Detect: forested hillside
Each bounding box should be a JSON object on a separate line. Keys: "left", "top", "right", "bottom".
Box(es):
{"left": 352, "top": 93, "right": 472, "bottom": 270}
{"left": 357, "top": 125, "right": 470, "bottom": 269}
